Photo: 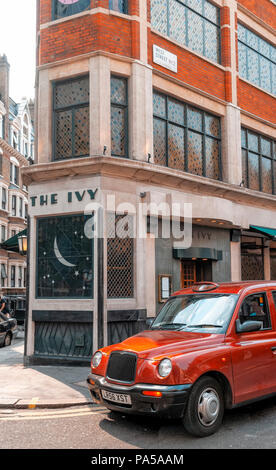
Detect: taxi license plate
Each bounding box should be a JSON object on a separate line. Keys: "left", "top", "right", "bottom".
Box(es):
{"left": 101, "top": 390, "right": 132, "bottom": 405}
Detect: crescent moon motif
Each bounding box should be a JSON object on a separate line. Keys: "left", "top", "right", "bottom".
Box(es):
{"left": 54, "top": 237, "right": 76, "bottom": 267}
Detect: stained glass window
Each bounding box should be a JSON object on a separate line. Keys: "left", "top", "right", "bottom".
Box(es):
{"left": 238, "top": 24, "right": 276, "bottom": 96}
{"left": 53, "top": 0, "right": 90, "bottom": 20}
{"left": 111, "top": 76, "right": 128, "bottom": 157}
{"left": 151, "top": 0, "right": 221, "bottom": 64}
{"left": 241, "top": 127, "right": 276, "bottom": 194}
{"left": 153, "top": 91, "right": 221, "bottom": 180}
{"left": 53, "top": 76, "right": 89, "bottom": 161}
{"left": 109, "top": 0, "right": 128, "bottom": 14}
{"left": 37, "top": 214, "right": 94, "bottom": 298}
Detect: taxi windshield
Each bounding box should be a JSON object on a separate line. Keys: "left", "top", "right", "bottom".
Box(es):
{"left": 151, "top": 294, "right": 238, "bottom": 334}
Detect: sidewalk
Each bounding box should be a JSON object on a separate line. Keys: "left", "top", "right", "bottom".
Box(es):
{"left": 0, "top": 331, "right": 94, "bottom": 409}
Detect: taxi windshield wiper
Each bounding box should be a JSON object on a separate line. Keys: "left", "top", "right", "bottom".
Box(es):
{"left": 185, "top": 324, "right": 222, "bottom": 329}
{"left": 151, "top": 323, "right": 186, "bottom": 330}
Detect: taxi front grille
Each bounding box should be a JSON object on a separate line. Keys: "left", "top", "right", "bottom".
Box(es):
{"left": 106, "top": 351, "right": 137, "bottom": 383}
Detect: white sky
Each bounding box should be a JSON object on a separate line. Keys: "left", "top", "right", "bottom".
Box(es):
{"left": 0, "top": 0, "right": 36, "bottom": 102}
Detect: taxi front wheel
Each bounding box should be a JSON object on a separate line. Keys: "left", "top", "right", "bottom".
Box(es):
{"left": 183, "top": 376, "right": 224, "bottom": 437}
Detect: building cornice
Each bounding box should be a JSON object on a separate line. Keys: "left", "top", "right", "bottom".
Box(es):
{"left": 237, "top": 3, "right": 276, "bottom": 39}
{"left": 0, "top": 138, "right": 30, "bottom": 167}
{"left": 21, "top": 155, "right": 276, "bottom": 210}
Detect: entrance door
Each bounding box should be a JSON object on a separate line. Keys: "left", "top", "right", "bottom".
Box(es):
{"left": 181, "top": 260, "right": 212, "bottom": 288}
{"left": 181, "top": 261, "right": 196, "bottom": 288}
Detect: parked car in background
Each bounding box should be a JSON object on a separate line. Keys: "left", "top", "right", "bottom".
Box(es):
{"left": 0, "top": 312, "right": 18, "bottom": 347}
{"left": 88, "top": 281, "right": 276, "bottom": 437}
{"left": 5, "top": 295, "right": 26, "bottom": 327}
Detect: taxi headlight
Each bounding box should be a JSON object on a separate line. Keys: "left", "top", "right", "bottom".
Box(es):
{"left": 158, "top": 358, "right": 172, "bottom": 377}
{"left": 92, "top": 351, "right": 103, "bottom": 368}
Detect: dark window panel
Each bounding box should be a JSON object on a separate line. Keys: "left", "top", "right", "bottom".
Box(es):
{"left": 53, "top": 76, "right": 89, "bottom": 161}
{"left": 111, "top": 76, "right": 128, "bottom": 157}
{"left": 151, "top": 0, "right": 220, "bottom": 64}
{"left": 37, "top": 214, "right": 94, "bottom": 298}
{"left": 53, "top": 0, "right": 90, "bottom": 20}
{"left": 107, "top": 213, "right": 134, "bottom": 299}
{"left": 109, "top": 0, "right": 128, "bottom": 14}
{"left": 153, "top": 91, "right": 221, "bottom": 180}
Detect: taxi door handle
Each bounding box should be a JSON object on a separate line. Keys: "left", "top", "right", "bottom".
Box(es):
{"left": 271, "top": 347, "right": 276, "bottom": 354}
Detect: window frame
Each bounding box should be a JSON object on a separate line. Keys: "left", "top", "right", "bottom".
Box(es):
{"left": 10, "top": 163, "right": 19, "bottom": 186}
{"left": 238, "top": 292, "right": 272, "bottom": 332}
{"left": 18, "top": 266, "right": 23, "bottom": 288}
{"left": 237, "top": 23, "right": 276, "bottom": 96}
{"left": 109, "top": 0, "right": 128, "bottom": 14}
{"left": 2, "top": 187, "right": 7, "bottom": 211}
{"left": 11, "top": 195, "right": 17, "bottom": 217}
{"left": 151, "top": 0, "right": 221, "bottom": 64}
{"left": 1, "top": 225, "right": 5, "bottom": 243}
{"left": 107, "top": 212, "right": 134, "bottom": 299}
{"left": 153, "top": 90, "right": 222, "bottom": 180}
{"left": 36, "top": 213, "right": 94, "bottom": 299}
{"left": 0, "top": 264, "right": 7, "bottom": 287}
{"left": 52, "top": 75, "right": 90, "bottom": 162}
{"left": 10, "top": 265, "right": 16, "bottom": 288}
{"left": 241, "top": 127, "right": 276, "bottom": 194}
{"left": 110, "top": 75, "right": 129, "bottom": 159}
{"left": 52, "top": 0, "right": 91, "bottom": 21}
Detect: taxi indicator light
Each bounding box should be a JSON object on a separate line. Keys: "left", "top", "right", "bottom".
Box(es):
{"left": 142, "top": 391, "right": 162, "bottom": 398}
{"left": 192, "top": 282, "right": 219, "bottom": 292}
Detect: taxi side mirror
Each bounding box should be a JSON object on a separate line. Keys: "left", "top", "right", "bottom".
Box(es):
{"left": 236, "top": 319, "right": 262, "bottom": 333}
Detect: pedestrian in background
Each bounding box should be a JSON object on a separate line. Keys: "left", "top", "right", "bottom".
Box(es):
{"left": 0, "top": 293, "right": 10, "bottom": 318}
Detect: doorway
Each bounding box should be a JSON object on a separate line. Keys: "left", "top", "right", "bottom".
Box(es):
{"left": 181, "top": 260, "right": 212, "bottom": 288}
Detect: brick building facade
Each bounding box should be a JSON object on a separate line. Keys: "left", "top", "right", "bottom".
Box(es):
{"left": 22, "top": 0, "right": 275, "bottom": 364}
{"left": 0, "top": 54, "right": 33, "bottom": 298}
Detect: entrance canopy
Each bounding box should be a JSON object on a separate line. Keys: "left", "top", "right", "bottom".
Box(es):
{"left": 173, "top": 247, "right": 222, "bottom": 261}
{"left": 0, "top": 229, "right": 27, "bottom": 253}
{"left": 250, "top": 225, "right": 276, "bottom": 240}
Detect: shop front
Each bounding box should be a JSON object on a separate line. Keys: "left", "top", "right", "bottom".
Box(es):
{"left": 22, "top": 157, "right": 276, "bottom": 365}
{"left": 155, "top": 223, "right": 231, "bottom": 311}
{"left": 23, "top": 166, "right": 237, "bottom": 364}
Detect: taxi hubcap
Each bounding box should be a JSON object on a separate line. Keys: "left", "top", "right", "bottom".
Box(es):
{"left": 197, "top": 387, "right": 220, "bottom": 427}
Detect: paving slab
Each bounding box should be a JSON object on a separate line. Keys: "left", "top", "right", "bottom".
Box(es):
{"left": 0, "top": 333, "right": 94, "bottom": 409}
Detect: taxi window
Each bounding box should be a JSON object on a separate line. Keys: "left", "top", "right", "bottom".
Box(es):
{"left": 239, "top": 293, "right": 271, "bottom": 330}
{"left": 272, "top": 291, "right": 276, "bottom": 309}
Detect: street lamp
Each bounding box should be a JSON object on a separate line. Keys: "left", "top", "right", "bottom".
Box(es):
{"left": 18, "top": 234, "right": 28, "bottom": 255}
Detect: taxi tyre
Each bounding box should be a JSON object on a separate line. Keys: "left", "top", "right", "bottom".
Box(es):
{"left": 183, "top": 376, "right": 224, "bottom": 438}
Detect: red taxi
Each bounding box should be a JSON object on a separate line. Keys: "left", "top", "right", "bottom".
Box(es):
{"left": 87, "top": 281, "right": 276, "bottom": 437}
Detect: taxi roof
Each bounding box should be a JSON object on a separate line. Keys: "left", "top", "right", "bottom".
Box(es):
{"left": 173, "top": 280, "right": 276, "bottom": 297}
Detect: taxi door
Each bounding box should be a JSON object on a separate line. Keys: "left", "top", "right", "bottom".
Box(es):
{"left": 231, "top": 291, "right": 276, "bottom": 405}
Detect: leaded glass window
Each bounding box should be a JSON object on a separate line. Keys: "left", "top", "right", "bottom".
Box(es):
{"left": 109, "top": 0, "right": 128, "bottom": 14}
{"left": 151, "top": 0, "right": 220, "bottom": 64}
{"left": 111, "top": 76, "right": 128, "bottom": 158}
{"left": 37, "top": 214, "right": 94, "bottom": 298}
{"left": 53, "top": 76, "right": 90, "bottom": 161}
{"left": 238, "top": 24, "right": 276, "bottom": 96}
{"left": 241, "top": 127, "right": 276, "bottom": 194}
{"left": 107, "top": 213, "right": 134, "bottom": 298}
{"left": 153, "top": 91, "right": 221, "bottom": 180}
{"left": 52, "top": 0, "right": 90, "bottom": 20}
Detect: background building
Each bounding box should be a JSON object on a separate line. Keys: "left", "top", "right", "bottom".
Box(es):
{"left": 22, "top": 0, "right": 275, "bottom": 364}
{"left": 0, "top": 54, "right": 33, "bottom": 297}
